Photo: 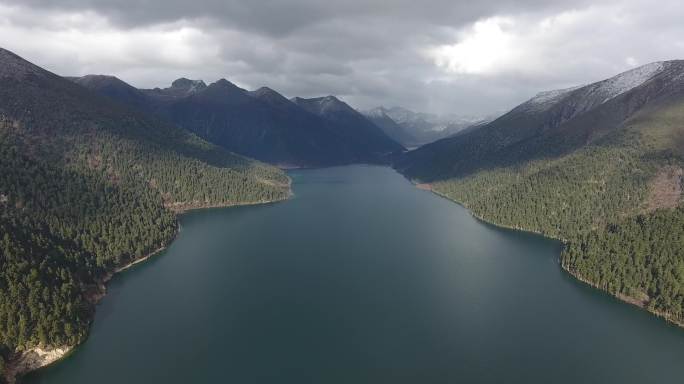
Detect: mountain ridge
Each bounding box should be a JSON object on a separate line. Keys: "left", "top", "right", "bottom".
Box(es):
{"left": 71, "top": 76, "right": 404, "bottom": 167}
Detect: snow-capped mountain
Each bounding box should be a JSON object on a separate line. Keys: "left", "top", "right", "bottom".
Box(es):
{"left": 520, "top": 61, "right": 668, "bottom": 114}
{"left": 398, "top": 59, "right": 684, "bottom": 179}
{"left": 364, "top": 106, "right": 494, "bottom": 147}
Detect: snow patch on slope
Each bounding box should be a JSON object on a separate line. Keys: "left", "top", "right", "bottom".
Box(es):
{"left": 596, "top": 61, "right": 664, "bottom": 103}
{"left": 524, "top": 86, "right": 582, "bottom": 112}
{"left": 522, "top": 61, "right": 666, "bottom": 114}
{"left": 365, "top": 107, "right": 389, "bottom": 119}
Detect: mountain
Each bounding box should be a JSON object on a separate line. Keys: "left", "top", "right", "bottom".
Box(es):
{"left": 398, "top": 62, "right": 681, "bottom": 179}
{"left": 151, "top": 81, "right": 388, "bottom": 166}
{"left": 364, "top": 107, "right": 420, "bottom": 148}
{"left": 292, "top": 96, "right": 404, "bottom": 156}
{"left": 365, "top": 106, "right": 492, "bottom": 147}
{"left": 69, "top": 74, "right": 150, "bottom": 111}
{"left": 0, "top": 48, "right": 289, "bottom": 380}
{"left": 396, "top": 61, "right": 684, "bottom": 325}
{"left": 73, "top": 76, "right": 403, "bottom": 167}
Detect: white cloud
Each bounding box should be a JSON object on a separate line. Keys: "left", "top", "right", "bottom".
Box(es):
{"left": 0, "top": 4, "right": 227, "bottom": 86}
{"left": 423, "top": 1, "right": 684, "bottom": 114}
{"left": 428, "top": 17, "right": 519, "bottom": 75}
{"left": 427, "top": 9, "right": 602, "bottom": 78}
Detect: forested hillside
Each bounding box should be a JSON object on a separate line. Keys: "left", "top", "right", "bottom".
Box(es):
{"left": 0, "top": 48, "right": 289, "bottom": 381}
{"left": 398, "top": 62, "right": 684, "bottom": 325}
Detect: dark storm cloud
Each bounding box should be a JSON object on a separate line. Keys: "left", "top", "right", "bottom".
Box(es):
{"left": 3, "top": 0, "right": 585, "bottom": 34}
{"left": 1, "top": 0, "right": 683, "bottom": 115}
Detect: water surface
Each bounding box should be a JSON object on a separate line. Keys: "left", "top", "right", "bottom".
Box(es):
{"left": 27, "top": 165, "right": 684, "bottom": 383}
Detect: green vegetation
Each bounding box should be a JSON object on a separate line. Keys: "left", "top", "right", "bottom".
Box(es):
{"left": 0, "top": 50, "right": 290, "bottom": 376}
{"left": 417, "top": 100, "right": 684, "bottom": 324}
{"left": 565, "top": 207, "right": 684, "bottom": 317}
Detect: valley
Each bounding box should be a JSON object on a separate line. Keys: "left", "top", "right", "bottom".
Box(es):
{"left": 21, "top": 166, "right": 684, "bottom": 384}
{"left": 1, "top": 47, "right": 684, "bottom": 384}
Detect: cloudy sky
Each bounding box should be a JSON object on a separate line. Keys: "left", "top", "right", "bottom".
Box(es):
{"left": 1, "top": 0, "right": 683, "bottom": 115}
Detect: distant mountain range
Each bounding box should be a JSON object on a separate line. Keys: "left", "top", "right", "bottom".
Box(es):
{"left": 364, "top": 106, "right": 494, "bottom": 148}
{"left": 397, "top": 61, "right": 684, "bottom": 326}
{"left": 72, "top": 75, "right": 404, "bottom": 167}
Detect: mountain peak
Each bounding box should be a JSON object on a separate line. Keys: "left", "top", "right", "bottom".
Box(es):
{"left": 321, "top": 95, "right": 341, "bottom": 103}
{"left": 254, "top": 86, "right": 276, "bottom": 93}
{"left": 70, "top": 74, "right": 150, "bottom": 110}
{"left": 74, "top": 74, "right": 130, "bottom": 88}
{"left": 251, "top": 86, "right": 281, "bottom": 98}
{"left": 213, "top": 78, "right": 234, "bottom": 86}
{"left": 315, "top": 95, "right": 351, "bottom": 112}
{"left": 250, "top": 86, "right": 293, "bottom": 107}
{"left": 171, "top": 77, "right": 207, "bottom": 93}
{"left": 206, "top": 78, "right": 247, "bottom": 92}
{"left": 188, "top": 78, "right": 251, "bottom": 105}
{"left": 292, "top": 95, "right": 353, "bottom": 115}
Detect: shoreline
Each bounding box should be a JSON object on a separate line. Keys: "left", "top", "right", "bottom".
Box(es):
{"left": 412, "top": 180, "right": 684, "bottom": 330}
{"left": 166, "top": 195, "right": 290, "bottom": 215}
{"left": 560, "top": 262, "right": 684, "bottom": 329}
{"left": 5, "top": 194, "right": 290, "bottom": 384}
{"left": 416, "top": 182, "right": 566, "bottom": 241}
{"left": 11, "top": 167, "right": 679, "bottom": 381}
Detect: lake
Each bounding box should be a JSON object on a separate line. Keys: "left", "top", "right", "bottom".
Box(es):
{"left": 25, "top": 165, "right": 684, "bottom": 383}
